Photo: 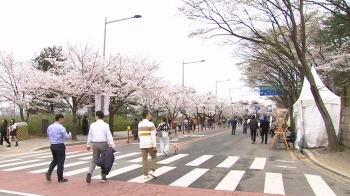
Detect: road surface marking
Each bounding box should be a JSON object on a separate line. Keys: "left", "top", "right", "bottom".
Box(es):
{"left": 264, "top": 172, "right": 285, "bottom": 195}
{"left": 158, "top": 154, "right": 188, "bottom": 164}
{"left": 169, "top": 168, "right": 209, "bottom": 187}
{"left": 0, "top": 189, "right": 43, "bottom": 196}
{"left": 216, "top": 156, "right": 239, "bottom": 168}
{"left": 29, "top": 161, "right": 87, "bottom": 173}
{"left": 128, "top": 166, "right": 176, "bottom": 183}
{"left": 4, "top": 161, "right": 51, "bottom": 171}
{"left": 65, "top": 167, "right": 90, "bottom": 176}
{"left": 92, "top": 164, "right": 141, "bottom": 179}
{"left": 305, "top": 174, "right": 336, "bottom": 196}
{"left": 313, "top": 150, "right": 320, "bottom": 155}
{"left": 65, "top": 152, "right": 92, "bottom": 159}
{"left": 186, "top": 155, "right": 213, "bottom": 166}
{"left": 19, "top": 152, "right": 52, "bottom": 158}
{"left": 3, "top": 151, "right": 46, "bottom": 158}
{"left": 249, "top": 157, "right": 266, "bottom": 169}
{"left": 275, "top": 160, "right": 294, "bottom": 163}
{"left": 79, "top": 152, "right": 120, "bottom": 160}
{"left": 215, "top": 170, "right": 245, "bottom": 191}
{"left": 115, "top": 152, "right": 140, "bottom": 160}
{"left": 127, "top": 153, "right": 162, "bottom": 163}
{"left": 275, "top": 165, "right": 297, "bottom": 169}
{"left": 0, "top": 160, "right": 40, "bottom": 168}
{"left": 36, "top": 151, "right": 81, "bottom": 158}
{"left": 0, "top": 159, "right": 21, "bottom": 164}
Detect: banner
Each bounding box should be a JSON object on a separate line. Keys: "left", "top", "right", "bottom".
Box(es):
{"left": 94, "top": 94, "right": 110, "bottom": 115}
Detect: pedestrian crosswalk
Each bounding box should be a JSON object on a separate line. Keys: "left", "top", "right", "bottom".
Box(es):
{"left": 0, "top": 150, "right": 338, "bottom": 196}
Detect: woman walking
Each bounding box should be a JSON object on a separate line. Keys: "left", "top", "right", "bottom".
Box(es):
{"left": 8, "top": 119, "right": 19, "bottom": 147}
{"left": 0, "top": 119, "right": 10, "bottom": 146}
{"left": 157, "top": 117, "right": 172, "bottom": 156}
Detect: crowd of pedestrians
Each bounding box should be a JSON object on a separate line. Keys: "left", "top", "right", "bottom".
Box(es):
{"left": 0, "top": 118, "right": 19, "bottom": 147}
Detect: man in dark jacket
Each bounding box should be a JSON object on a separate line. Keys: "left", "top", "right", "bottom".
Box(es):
{"left": 249, "top": 115, "right": 259, "bottom": 144}
{"left": 97, "top": 147, "right": 116, "bottom": 176}
{"left": 260, "top": 117, "right": 270, "bottom": 144}
{"left": 231, "top": 118, "right": 238, "bottom": 135}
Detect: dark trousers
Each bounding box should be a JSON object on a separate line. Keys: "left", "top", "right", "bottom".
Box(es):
{"left": 251, "top": 129, "right": 257, "bottom": 142}
{"left": 82, "top": 126, "right": 88, "bottom": 135}
{"left": 261, "top": 130, "right": 268, "bottom": 143}
{"left": 231, "top": 126, "right": 236, "bottom": 135}
{"left": 48, "top": 144, "right": 66, "bottom": 181}
{"left": 0, "top": 131, "right": 10, "bottom": 145}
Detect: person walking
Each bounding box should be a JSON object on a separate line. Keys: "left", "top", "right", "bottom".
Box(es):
{"left": 243, "top": 119, "right": 248, "bottom": 134}
{"left": 86, "top": 111, "right": 115, "bottom": 183}
{"left": 157, "top": 117, "right": 172, "bottom": 156}
{"left": 82, "top": 115, "right": 89, "bottom": 136}
{"left": 131, "top": 118, "right": 139, "bottom": 141}
{"left": 46, "top": 114, "right": 71, "bottom": 182}
{"left": 260, "top": 116, "right": 270, "bottom": 144}
{"left": 249, "top": 115, "right": 259, "bottom": 144}
{"left": 7, "top": 119, "right": 19, "bottom": 147}
{"left": 231, "top": 118, "right": 238, "bottom": 135}
{"left": 0, "top": 119, "right": 10, "bottom": 146}
{"left": 138, "top": 110, "right": 157, "bottom": 179}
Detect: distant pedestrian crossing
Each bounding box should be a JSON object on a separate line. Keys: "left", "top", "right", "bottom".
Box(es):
{"left": 0, "top": 150, "right": 337, "bottom": 196}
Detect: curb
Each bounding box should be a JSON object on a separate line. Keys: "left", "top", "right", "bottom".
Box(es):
{"left": 34, "top": 136, "right": 127, "bottom": 151}
{"left": 302, "top": 149, "right": 350, "bottom": 179}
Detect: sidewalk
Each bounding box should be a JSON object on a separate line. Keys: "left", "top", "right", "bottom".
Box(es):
{"left": 301, "top": 147, "right": 350, "bottom": 179}
{"left": 0, "top": 127, "right": 214, "bottom": 156}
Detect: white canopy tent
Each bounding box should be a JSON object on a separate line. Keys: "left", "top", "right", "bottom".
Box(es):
{"left": 293, "top": 67, "right": 341, "bottom": 148}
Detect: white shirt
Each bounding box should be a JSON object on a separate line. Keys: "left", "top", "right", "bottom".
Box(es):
{"left": 87, "top": 120, "right": 115, "bottom": 147}
{"left": 138, "top": 119, "right": 156, "bottom": 148}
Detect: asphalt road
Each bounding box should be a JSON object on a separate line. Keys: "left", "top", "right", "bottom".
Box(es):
{"left": 0, "top": 126, "right": 349, "bottom": 196}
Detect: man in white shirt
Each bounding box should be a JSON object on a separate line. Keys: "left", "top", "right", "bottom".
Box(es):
{"left": 138, "top": 110, "right": 157, "bottom": 179}
{"left": 86, "top": 110, "right": 115, "bottom": 183}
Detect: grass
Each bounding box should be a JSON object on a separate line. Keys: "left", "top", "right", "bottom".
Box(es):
{"left": 1, "top": 114, "right": 153, "bottom": 136}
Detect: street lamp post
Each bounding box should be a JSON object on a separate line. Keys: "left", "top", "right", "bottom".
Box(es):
{"left": 216, "top": 79, "right": 230, "bottom": 96}
{"left": 181, "top": 59, "right": 205, "bottom": 132}
{"left": 100, "top": 15, "right": 142, "bottom": 116}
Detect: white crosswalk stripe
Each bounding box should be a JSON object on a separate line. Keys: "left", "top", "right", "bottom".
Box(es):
{"left": 216, "top": 156, "right": 239, "bottom": 168}
{"left": 169, "top": 168, "right": 209, "bottom": 187}
{"left": 0, "top": 159, "right": 21, "bottom": 164}
{"left": 158, "top": 154, "right": 188, "bottom": 164}
{"left": 128, "top": 166, "right": 176, "bottom": 183}
{"left": 2, "top": 151, "right": 46, "bottom": 158}
{"left": 3, "top": 161, "right": 51, "bottom": 171}
{"left": 0, "top": 160, "right": 40, "bottom": 168}
{"left": 65, "top": 167, "right": 90, "bottom": 176}
{"left": 29, "top": 161, "right": 87, "bottom": 174}
{"left": 250, "top": 157, "right": 266, "bottom": 169}
{"left": 19, "top": 152, "right": 52, "bottom": 159}
{"left": 92, "top": 164, "right": 141, "bottom": 179}
{"left": 115, "top": 152, "right": 140, "bottom": 160}
{"left": 36, "top": 151, "right": 82, "bottom": 159}
{"left": 305, "top": 174, "right": 336, "bottom": 196}
{"left": 185, "top": 155, "right": 213, "bottom": 166}
{"left": 264, "top": 172, "right": 285, "bottom": 195}
{"left": 215, "top": 170, "right": 245, "bottom": 191}
{"left": 79, "top": 152, "right": 120, "bottom": 160}
{"left": 127, "top": 153, "right": 162, "bottom": 163}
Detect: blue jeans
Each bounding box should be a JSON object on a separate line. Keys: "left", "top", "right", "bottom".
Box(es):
{"left": 159, "top": 132, "right": 170, "bottom": 154}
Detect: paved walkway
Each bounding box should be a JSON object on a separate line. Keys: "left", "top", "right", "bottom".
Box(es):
{"left": 302, "top": 147, "right": 350, "bottom": 179}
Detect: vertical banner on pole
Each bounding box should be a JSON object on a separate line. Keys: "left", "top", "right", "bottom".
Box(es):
{"left": 95, "top": 94, "right": 101, "bottom": 111}
{"left": 104, "top": 95, "right": 110, "bottom": 115}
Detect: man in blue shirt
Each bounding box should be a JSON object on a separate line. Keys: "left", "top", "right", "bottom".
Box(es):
{"left": 46, "top": 114, "right": 71, "bottom": 183}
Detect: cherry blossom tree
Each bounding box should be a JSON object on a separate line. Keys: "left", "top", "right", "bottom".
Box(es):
{"left": 40, "top": 44, "right": 103, "bottom": 140}
{"left": 0, "top": 52, "right": 40, "bottom": 122}
{"left": 104, "top": 54, "right": 161, "bottom": 133}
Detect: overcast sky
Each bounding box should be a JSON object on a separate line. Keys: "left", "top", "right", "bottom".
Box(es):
{"left": 0, "top": 0, "right": 265, "bottom": 103}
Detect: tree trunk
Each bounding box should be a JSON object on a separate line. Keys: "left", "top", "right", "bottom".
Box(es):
{"left": 71, "top": 98, "right": 78, "bottom": 141}
{"left": 19, "top": 107, "right": 25, "bottom": 122}
{"left": 109, "top": 111, "right": 116, "bottom": 135}
{"left": 305, "top": 71, "right": 340, "bottom": 152}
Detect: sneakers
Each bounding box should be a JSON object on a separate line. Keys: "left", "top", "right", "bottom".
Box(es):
{"left": 58, "top": 178, "right": 68, "bottom": 183}
{"left": 45, "top": 172, "right": 51, "bottom": 181}
{"left": 101, "top": 177, "right": 109, "bottom": 183}
{"left": 149, "top": 170, "right": 157, "bottom": 178}
{"left": 86, "top": 173, "right": 91, "bottom": 183}
{"left": 143, "top": 175, "right": 149, "bottom": 179}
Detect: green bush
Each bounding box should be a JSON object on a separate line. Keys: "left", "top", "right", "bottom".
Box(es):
{"left": 2, "top": 114, "right": 146, "bottom": 136}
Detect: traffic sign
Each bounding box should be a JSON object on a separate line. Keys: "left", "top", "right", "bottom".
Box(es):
{"left": 254, "top": 105, "right": 260, "bottom": 111}
{"left": 260, "top": 86, "right": 283, "bottom": 96}
{"left": 215, "top": 106, "right": 219, "bottom": 109}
